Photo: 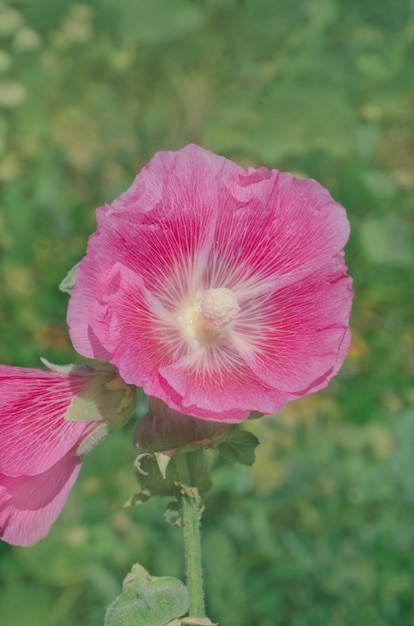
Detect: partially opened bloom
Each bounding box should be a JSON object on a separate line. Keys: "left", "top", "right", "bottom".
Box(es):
{"left": 68, "top": 144, "right": 353, "bottom": 422}
{"left": 0, "top": 361, "right": 136, "bottom": 546}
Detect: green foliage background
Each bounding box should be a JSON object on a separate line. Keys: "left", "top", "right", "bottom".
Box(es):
{"left": 0, "top": 0, "right": 413, "bottom": 624}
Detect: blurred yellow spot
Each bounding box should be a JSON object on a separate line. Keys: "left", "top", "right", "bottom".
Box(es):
{"left": 53, "top": 4, "right": 94, "bottom": 48}
{"left": 81, "top": 476, "right": 101, "bottom": 494}
{"left": 13, "top": 26, "right": 42, "bottom": 51}
{"left": 111, "top": 512, "right": 135, "bottom": 535}
{"left": 393, "top": 168, "right": 413, "bottom": 190}
{"left": 0, "top": 81, "right": 26, "bottom": 108}
{"left": 0, "top": 8, "right": 23, "bottom": 37}
{"left": 347, "top": 330, "right": 369, "bottom": 361}
{"left": 4, "top": 267, "right": 32, "bottom": 294}
{"left": 360, "top": 103, "right": 383, "bottom": 121}
{"left": 52, "top": 108, "right": 98, "bottom": 170}
{"left": 65, "top": 526, "right": 89, "bottom": 546}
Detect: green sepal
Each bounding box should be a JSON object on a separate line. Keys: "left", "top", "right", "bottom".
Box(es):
{"left": 104, "top": 564, "right": 189, "bottom": 626}
{"left": 155, "top": 451, "right": 174, "bottom": 479}
{"left": 124, "top": 489, "right": 152, "bottom": 508}
{"left": 127, "top": 449, "right": 212, "bottom": 508}
{"left": 59, "top": 262, "right": 79, "bottom": 294}
{"left": 163, "top": 501, "right": 181, "bottom": 526}
{"left": 40, "top": 359, "right": 138, "bottom": 456}
{"left": 127, "top": 452, "right": 180, "bottom": 504}
{"left": 65, "top": 365, "right": 137, "bottom": 430}
{"left": 129, "top": 399, "right": 260, "bottom": 510}
{"left": 216, "top": 427, "right": 260, "bottom": 466}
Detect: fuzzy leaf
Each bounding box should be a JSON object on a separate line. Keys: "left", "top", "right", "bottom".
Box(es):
{"left": 104, "top": 564, "right": 189, "bottom": 626}
{"left": 217, "top": 429, "right": 260, "bottom": 466}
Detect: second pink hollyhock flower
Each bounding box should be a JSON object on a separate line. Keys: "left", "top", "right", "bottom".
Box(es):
{"left": 0, "top": 361, "right": 136, "bottom": 546}
{"left": 68, "top": 144, "right": 353, "bottom": 422}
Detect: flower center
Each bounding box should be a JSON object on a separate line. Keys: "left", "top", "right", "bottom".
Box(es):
{"left": 200, "top": 288, "right": 240, "bottom": 329}
{"left": 178, "top": 287, "right": 240, "bottom": 348}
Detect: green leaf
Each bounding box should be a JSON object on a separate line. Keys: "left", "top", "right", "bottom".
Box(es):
{"left": 104, "top": 564, "right": 189, "bottom": 626}
{"left": 217, "top": 429, "right": 260, "bottom": 466}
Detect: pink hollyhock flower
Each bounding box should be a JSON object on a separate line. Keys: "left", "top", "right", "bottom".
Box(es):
{"left": 68, "top": 144, "right": 353, "bottom": 423}
{"left": 0, "top": 361, "right": 136, "bottom": 546}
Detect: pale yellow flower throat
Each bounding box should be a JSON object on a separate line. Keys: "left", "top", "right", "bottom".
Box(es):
{"left": 178, "top": 287, "right": 240, "bottom": 348}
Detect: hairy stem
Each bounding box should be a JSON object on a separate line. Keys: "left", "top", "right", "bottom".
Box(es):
{"left": 175, "top": 454, "right": 206, "bottom": 618}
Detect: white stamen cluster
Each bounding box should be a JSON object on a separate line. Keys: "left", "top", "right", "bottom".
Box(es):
{"left": 178, "top": 287, "right": 240, "bottom": 348}
{"left": 200, "top": 288, "right": 240, "bottom": 328}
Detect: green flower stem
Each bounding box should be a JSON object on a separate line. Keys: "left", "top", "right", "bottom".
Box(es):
{"left": 181, "top": 489, "right": 205, "bottom": 617}
{"left": 175, "top": 453, "right": 206, "bottom": 618}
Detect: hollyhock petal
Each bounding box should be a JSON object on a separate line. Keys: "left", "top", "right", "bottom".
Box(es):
{"left": 153, "top": 374, "right": 252, "bottom": 422}
{"left": 0, "top": 366, "right": 97, "bottom": 476}
{"left": 158, "top": 350, "right": 294, "bottom": 422}
{"left": 235, "top": 255, "right": 353, "bottom": 393}
{"left": 111, "top": 143, "right": 241, "bottom": 218}
{"left": 211, "top": 169, "right": 350, "bottom": 293}
{"left": 102, "top": 263, "right": 164, "bottom": 383}
{"left": 0, "top": 453, "right": 82, "bottom": 546}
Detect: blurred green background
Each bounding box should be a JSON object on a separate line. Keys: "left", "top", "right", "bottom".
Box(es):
{"left": 0, "top": 0, "right": 413, "bottom": 624}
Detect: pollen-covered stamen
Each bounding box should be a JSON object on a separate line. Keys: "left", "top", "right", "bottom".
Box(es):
{"left": 177, "top": 287, "right": 240, "bottom": 349}
{"left": 200, "top": 287, "right": 240, "bottom": 329}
